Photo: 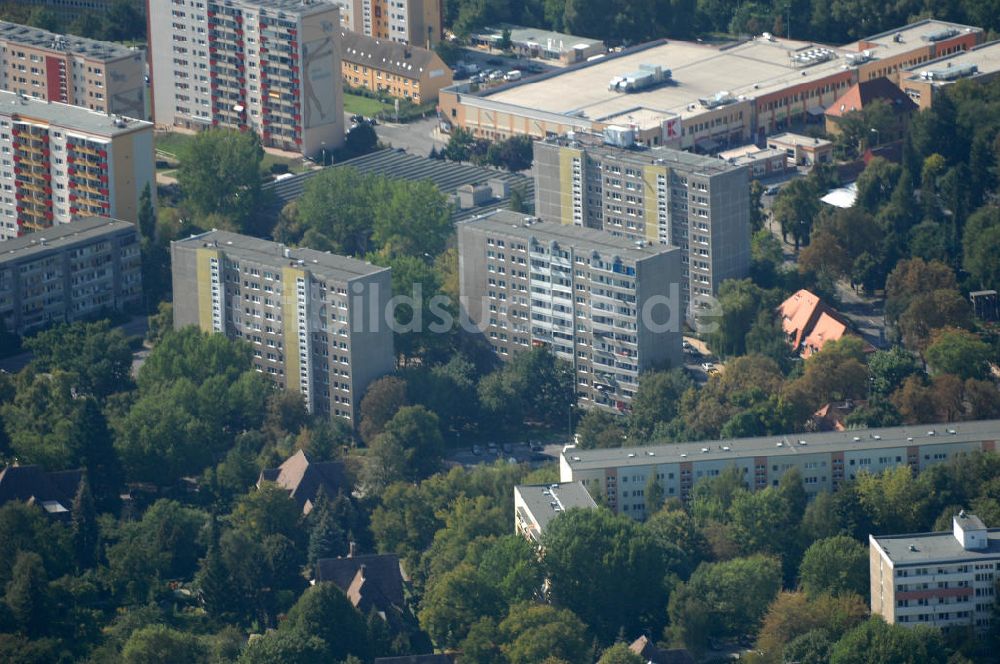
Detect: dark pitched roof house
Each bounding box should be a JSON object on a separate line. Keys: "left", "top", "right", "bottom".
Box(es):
{"left": 257, "top": 450, "right": 348, "bottom": 515}
{"left": 629, "top": 636, "right": 695, "bottom": 664}
{"left": 374, "top": 656, "right": 455, "bottom": 664}
{"left": 0, "top": 464, "right": 83, "bottom": 519}
{"left": 315, "top": 552, "right": 408, "bottom": 619}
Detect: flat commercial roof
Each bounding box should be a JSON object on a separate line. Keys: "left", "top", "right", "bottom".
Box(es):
{"left": 0, "top": 90, "right": 150, "bottom": 135}
{"left": 173, "top": 230, "right": 388, "bottom": 281}
{"left": 471, "top": 24, "right": 602, "bottom": 52}
{"left": 873, "top": 529, "right": 1000, "bottom": 566}
{"left": 516, "top": 482, "right": 597, "bottom": 533}
{"left": 768, "top": 132, "right": 833, "bottom": 148}
{"left": 480, "top": 36, "right": 853, "bottom": 128}
{"left": 460, "top": 210, "right": 681, "bottom": 263}
{"left": 846, "top": 19, "right": 982, "bottom": 59}
{"left": 901, "top": 40, "right": 1000, "bottom": 82}
{"left": 562, "top": 418, "right": 1000, "bottom": 471}
{"left": 0, "top": 21, "right": 138, "bottom": 61}
{"left": 0, "top": 217, "right": 134, "bottom": 263}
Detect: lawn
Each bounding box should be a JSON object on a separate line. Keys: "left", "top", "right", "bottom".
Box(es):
{"left": 343, "top": 92, "right": 392, "bottom": 117}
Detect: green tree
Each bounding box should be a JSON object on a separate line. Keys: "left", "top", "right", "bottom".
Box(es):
{"left": 25, "top": 320, "right": 134, "bottom": 399}
{"left": 122, "top": 625, "right": 208, "bottom": 664}
{"left": 230, "top": 482, "right": 303, "bottom": 542}
{"left": 854, "top": 466, "right": 928, "bottom": 534}
{"left": 419, "top": 563, "right": 505, "bottom": 647}
{"left": 372, "top": 179, "right": 453, "bottom": 258}
{"left": 376, "top": 406, "right": 444, "bottom": 480}
{"left": 176, "top": 128, "right": 264, "bottom": 229}
{"left": 597, "top": 642, "right": 644, "bottom": 664}
{"left": 772, "top": 178, "right": 820, "bottom": 249}
{"left": 3, "top": 371, "right": 83, "bottom": 469}
{"left": 923, "top": 327, "right": 992, "bottom": 380}
{"left": 799, "top": 536, "right": 868, "bottom": 598}
{"left": 498, "top": 602, "right": 589, "bottom": 664}
{"left": 898, "top": 289, "right": 974, "bottom": 351}
{"left": 102, "top": 0, "right": 145, "bottom": 41}
{"left": 784, "top": 628, "right": 834, "bottom": 664}
{"left": 855, "top": 157, "right": 901, "bottom": 213}
{"left": 629, "top": 368, "right": 692, "bottom": 440}
{"left": 307, "top": 492, "right": 348, "bottom": 566}
{"left": 71, "top": 477, "right": 100, "bottom": 570}
{"left": 643, "top": 507, "right": 711, "bottom": 579}
{"left": 706, "top": 279, "right": 779, "bottom": 358}
{"left": 359, "top": 375, "right": 409, "bottom": 443}
{"left": 444, "top": 127, "right": 476, "bottom": 162}
{"left": 458, "top": 617, "right": 505, "bottom": 664}
{"left": 667, "top": 555, "right": 782, "bottom": 651}
{"left": 343, "top": 122, "right": 379, "bottom": 158}
{"left": 74, "top": 396, "right": 123, "bottom": 512}
{"left": 477, "top": 535, "right": 544, "bottom": 605}
{"left": 5, "top": 551, "right": 50, "bottom": 637}
{"left": 137, "top": 182, "right": 156, "bottom": 242}
{"left": 575, "top": 409, "right": 626, "bottom": 449}
{"left": 282, "top": 583, "right": 372, "bottom": 662}
{"left": 963, "top": 205, "right": 1000, "bottom": 290}
{"left": 238, "top": 629, "right": 331, "bottom": 664}
{"left": 868, "top": 346, "right": 920, "bottom": 397}
{"left": 138, "top": 326, "right": 254, "bottom": 391}
{"left": 829, "top": 617, "right": 946, "bottom": 664}
{"left": 757, "top": 591, "right": 868, "bottom": 660}
{"left": 542, "top": 508, "right": 667, "bottom": 642}
{"left": 26, "top": 7, "right": 59, "bottom": 31}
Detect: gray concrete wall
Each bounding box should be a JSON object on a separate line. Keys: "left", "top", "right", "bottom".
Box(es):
{"left": 170, "top": 241, "right": 201, "bottom": 330}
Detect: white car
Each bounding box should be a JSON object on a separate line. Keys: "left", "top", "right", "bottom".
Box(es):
{"left": 701, "top": 362, "right": 715, "bottom": 372}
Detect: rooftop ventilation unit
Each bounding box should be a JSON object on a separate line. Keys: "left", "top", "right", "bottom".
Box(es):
{"left": 923, "top": 28, "right": 959, "bottom": 42}
{"left": 608, "top": 64, "right": 670, "bottom": 93}
{"left": 698, "top": 90, "right": 736, "bottom": 109}
{"left": 919, "top": 63, "right": 978, "bottom": 81}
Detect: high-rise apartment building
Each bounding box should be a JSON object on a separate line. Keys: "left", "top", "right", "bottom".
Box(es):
{"left": 870, "top": 512, "right": 1000, "bottom": 633}
{"left": 0, "top": 22, "right": 146, "bottom": 118}
{"left": 171, "top": 230, "right": 394, "bottom": 423}
{"left": 148, "top": 0, "right": 345, "bottom": 156}
{"left": 561, "top": 419, "right": 1000, "bottom": 520}
{"left": 458, "top": 210, "right": 683, "bottom": 411}
{"left": 334, "top": 0, "right": 440, "bottom": 47}
{"left": 0, "top": 217, "right": 142, "bottom": 334}
{"left": 534, "top": 133, "right": 749, "bottom": 318}
{"left": 0, "top": 90, "right": 155, "bottom": 240}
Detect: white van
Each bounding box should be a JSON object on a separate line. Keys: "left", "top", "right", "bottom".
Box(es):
{"left": 504, "top": 70, "right": 522, "bottom": 81}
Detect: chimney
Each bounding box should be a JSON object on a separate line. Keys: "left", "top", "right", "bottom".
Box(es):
{"left": 358, "top": 563, "right": 367, "bottom": 580}
{"left": 348, "top": 541, "right": 357, "bottom": 558}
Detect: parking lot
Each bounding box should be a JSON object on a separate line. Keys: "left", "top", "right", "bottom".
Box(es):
{"left": 445, "top": 440, "right": 564, "bottom": 470}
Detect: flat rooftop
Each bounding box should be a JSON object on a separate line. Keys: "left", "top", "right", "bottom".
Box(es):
{"left": 562, "top": 418, "right": 1000, "bottom": 471}
{"left": 846, "top": 18, "right": 982, "bottom": 59}
{"left": 901, "top": 39, "right": 1000, "bottom": 82}
{"left": 768, "top": 132, "right": 833, "bottom": 148}
{"left": 516, "top": 482, "right": 597, "bottom": 533}
{"left": 461, "top": 210, "right": 681, "bottom": 263}
{"left": 0, "top": 217, "right": 134, "bottom": 261}
{"left": 541, "top": 133, "right": 743, "bottom": 176}
{"left": 0, "top": 90, "right": 150, "bottom": 135}
{"left": 0, "top": 21, "right": 138, "bottom": 61}
{"left": 479, "top": 36, "right": 854, "bottom": 128}
{"left": 873, "top": 529, "right": 1000, "bottom": 566}
{"left": 471, "top": 24, "right": 602, "bottom": 51}
{"left": 174, "top": 229, "right": 387, "bottom": 281}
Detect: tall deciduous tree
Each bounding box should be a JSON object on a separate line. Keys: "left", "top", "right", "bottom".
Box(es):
{"left": 176, "top": 128, "right": 263, "bottom": 229}
{"left": 924, "top": 327, "right": 992, "bottom": 380}
{"left": 498, "top": 602, "right": 589, "bottom": 664}
{"left": 5, "top": 551, "right": 50, "bottom": 637}
{"left": 799, "top": 536, "right": 868, "bottom": 598}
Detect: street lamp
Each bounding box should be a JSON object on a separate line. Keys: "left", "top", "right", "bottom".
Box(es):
{"left": 321, "top": 141, "right": 327, "bottom": 166}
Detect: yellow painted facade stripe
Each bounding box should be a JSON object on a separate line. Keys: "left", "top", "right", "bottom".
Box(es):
{"left": 558, "top": 146, "right": 580, "bottom": 226}
{"left": 195, "top": 247, "right": 220, "bottom": 332}
{"left": 642, "top": 164, "right": 667, "bottom": 244}
{"left": 282, "top": 266, "right": 307, "bottom": 392}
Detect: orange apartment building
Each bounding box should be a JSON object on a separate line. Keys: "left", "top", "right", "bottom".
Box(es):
{"left": 340, "top": 30, "right": 451, "bottom": 103}
{"left": 0, "top": 90, "right": 155, "bottom": 240}
{"left": 335, "top": 0, "right": 440, "bottom": 47}
{"left": 0, "top": 21, "right": 146, "bottom": 119}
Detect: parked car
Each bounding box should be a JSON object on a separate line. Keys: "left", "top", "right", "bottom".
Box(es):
{"left": 504, "top": 70, "right": 522, "bottom": 81}
{"left": 472, "top": 444, "right": 481, "bottom": 456}
{"left": 701, "top": 362, "right": 715, "bottom": 372}
{"left": 489, "top": 70, "right": 505, "bottom": 81}
{"left": 529, "top": 441, "right": 543, "bottom": 452}
{"left": 765, "top": 185, "right": 781, "bottom": 195}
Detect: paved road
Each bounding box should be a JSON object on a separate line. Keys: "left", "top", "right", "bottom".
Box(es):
{"left": 834, "top": 281, "right": 887, "bottom": 349}
{"left": 350, "top": 113, "right": 443, "bottom": 158}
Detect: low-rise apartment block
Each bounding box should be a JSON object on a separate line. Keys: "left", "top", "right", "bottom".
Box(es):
{"left": 458, "top": 210, "right": 683, "bottom": 411}
{"left": 560, "top": 420, "right": 1000, "bottom": 520}
{"left": 534, "top": 132, "right": 750, "bottom": 316}
{"left": 335, "top": 0, "right": 440, "bottom": 47}
{"left": 340, "top": 30, "right": 452, "bottom": 103}
{"left": 0, "top": 21, "right": 146, "bottom": 118}
{"left": 0, "top": 217, "right": 142, "bottom": 334}
{"left": 468, "top": 25, "right": 604, "bottom": 64}
{"left": 148, "top": 0, "right": 345, "bottom": 156}
{"left": 870, "top": 512, "right": 1000, "bottom": 632}
{"left": 514, "top": 482, "right": 597, "bottom": 544}
{"left": 171, "top": 230, "right": 394, "bottom": 423}
{"left": 0, "top": 91, "right": 154, "bottom": 240}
